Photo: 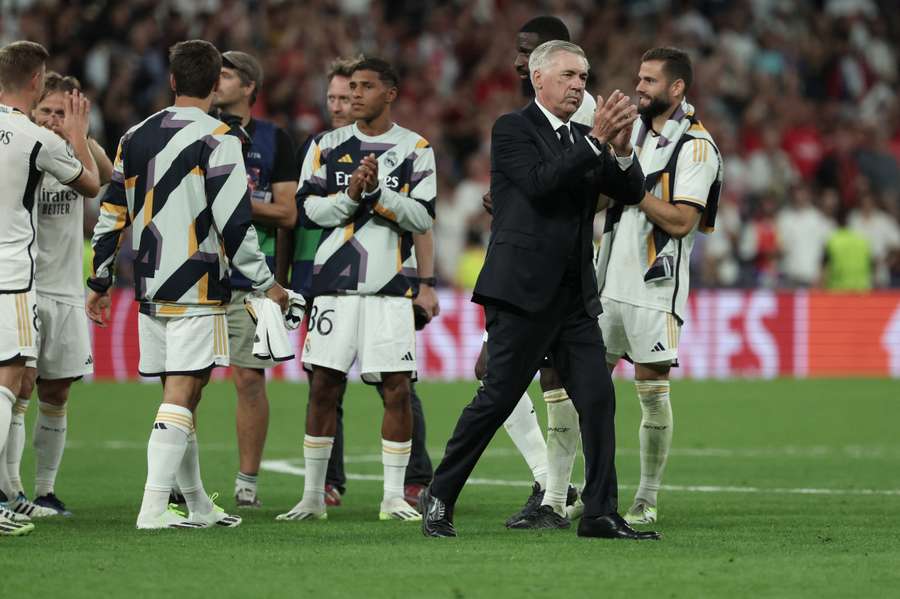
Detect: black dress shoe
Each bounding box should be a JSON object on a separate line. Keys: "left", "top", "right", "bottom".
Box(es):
{"left": 504, "top": 481, "right": 544, "bottom": 527}
{"left": 508, "top": 504, "right": 571, "bottom": 530}
{"left": 419, "top": 486, "right": 457, "bottom": 538}
{"left": 577, "top": 513, "right": 661, "bottom": 540}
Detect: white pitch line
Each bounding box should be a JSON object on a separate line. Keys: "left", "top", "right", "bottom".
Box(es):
{"left": 61, "top": 441, "right": 900, "bottom": 460}
{"left": 260, "top": 458, "right": 900, "bottom": 497}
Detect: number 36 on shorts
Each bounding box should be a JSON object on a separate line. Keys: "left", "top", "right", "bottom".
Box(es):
{"left": 301, "top": 294, "right": 416, "bottom": 378}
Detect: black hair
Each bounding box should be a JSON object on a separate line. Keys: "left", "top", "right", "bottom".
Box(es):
{"left": 350, "top": 57, "right": 400, "bottom": 89}
{"left": 642, "top": 47, "right": 693, "bottom": 93}
{"left": 520, "top": 16, "right": 570, "bottom": 43}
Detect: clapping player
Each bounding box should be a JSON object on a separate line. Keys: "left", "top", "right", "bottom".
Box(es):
{"left": 277, "top": 58, "right": 436, "bottom": 522}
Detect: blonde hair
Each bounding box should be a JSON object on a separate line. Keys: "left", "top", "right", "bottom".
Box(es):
{"left": 39, "top": 71, "right": 81, "bottom": 102}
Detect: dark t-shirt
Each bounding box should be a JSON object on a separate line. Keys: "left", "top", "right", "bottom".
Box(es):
{"left": 246, "top": 118, "right": 299, "bottom": 184}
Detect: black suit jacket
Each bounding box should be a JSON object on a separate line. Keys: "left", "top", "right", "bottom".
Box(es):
{"left": 474, "top": 101, "right": 645, "bottom": 317}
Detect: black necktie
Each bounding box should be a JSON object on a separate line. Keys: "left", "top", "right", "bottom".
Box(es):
{"left": 557, "top": 125, "right": 572, "bottom": 148}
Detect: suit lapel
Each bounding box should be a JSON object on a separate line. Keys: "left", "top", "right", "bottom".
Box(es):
{"left": 523, "top": 102, "right": 562, "bottom": 156}
{"left": 570, "top": 123, "right": 584, "bottom": 144}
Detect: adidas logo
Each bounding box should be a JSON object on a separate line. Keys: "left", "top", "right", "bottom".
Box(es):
{"left": 338, "top": 154, "right": 353, "bottom": 164}
{"left": 400, "top": 352, "right": 414, "bottom": 361}
{"left": 84, "top": 355, "right": 94, "bottom": 366}
{"left": 153, "top": 423, "right": 168, "bottom": 430}
{"left": 650, "top": 342, "right": 666, "bottom": 352}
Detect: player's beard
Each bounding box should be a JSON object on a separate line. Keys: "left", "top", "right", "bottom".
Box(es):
{"left": 638, "top": 94, "right": 672, "bottom": 120}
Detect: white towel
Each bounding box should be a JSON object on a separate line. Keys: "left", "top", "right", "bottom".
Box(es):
{"left": 243, "top": 293, "right": 306, "bottom": 362}
{"left": 283, "top": 290, "right": 307, "bottom": 330}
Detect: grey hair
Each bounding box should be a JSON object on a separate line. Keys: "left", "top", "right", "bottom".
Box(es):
{"left": 528, "top": 40, "right": 589, "bottom": 79}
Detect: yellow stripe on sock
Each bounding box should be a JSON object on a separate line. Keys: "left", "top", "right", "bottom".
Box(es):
{"left": 39, "top": 405, "right": 66, "bottom": 417}
{"left": 155, "top": 414, "right": 194, "bottom": 426}
{"left": 155, "top": 413, "right": 194, "bottom": 429}
{"left": 304, "top": 441, "right": 334, "bottom": 448}
{"left": 543, "top": 389, "right": 569, "bottom": 403}
{"left": 382, "top": 446, "right": 412, "bottom": 455}
{"left": 13, "top": 401, "right": 29, "bottom": 415}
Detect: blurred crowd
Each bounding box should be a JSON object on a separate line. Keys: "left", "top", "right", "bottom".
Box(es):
{"left": 2, "top": 0, "right": 899, "bottom": 289}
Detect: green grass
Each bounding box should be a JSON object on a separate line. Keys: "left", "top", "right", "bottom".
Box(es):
{"left": 6, "top": 379, "right": 900, "bottom": 598}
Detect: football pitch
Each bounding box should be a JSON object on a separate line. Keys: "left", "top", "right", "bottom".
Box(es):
{"left": 7, "top": 378, "right": 900, "bottom": 598}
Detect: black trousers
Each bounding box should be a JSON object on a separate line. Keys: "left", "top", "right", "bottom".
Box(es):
{"left": 430, "top": 284, "right": 618, "bottom": 518}
{"left": 325, "top": 382, "right": 433, "bottom": 494}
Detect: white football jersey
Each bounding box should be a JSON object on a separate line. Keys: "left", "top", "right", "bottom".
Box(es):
{"left": 297, "top": 122, "right": 436, "bottom": 298}
{"left": 35, "top": 169, "right": 87, "bottom": 306}
{"left": 601, "top": 132, "right": 719, "bottom": 317}
{"left": 0, "top": 104, "right": 83, "bottom": 293}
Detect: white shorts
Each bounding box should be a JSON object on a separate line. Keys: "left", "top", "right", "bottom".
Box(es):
{"left": 138, "top": 313, "right": 229, "bottom": 377}
{"left": 0, "top": 290, "right": 38, "bottom": 365}
{"left": 34, "top": 294, "right": 93, "bottom": 380}
{"left": 302, "top": 295, "right": 416, "bottom": 383}
{"left": 598, "top": 297, "right": 680, "bottom": 365}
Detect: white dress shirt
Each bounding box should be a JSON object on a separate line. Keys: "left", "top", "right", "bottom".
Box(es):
{"left": 534, "top": 99, "right": 634, "bottom": 170}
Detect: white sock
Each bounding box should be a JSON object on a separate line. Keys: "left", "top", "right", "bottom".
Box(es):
{"left": 34, "top": 400, "right": 66, "bottom": 497}
{"left": 235, "top": 471, "right": 258, "bottom": 494}
{"left": 382, "top": 438, "right": 411, "bottom": 503}
{"left": 5, "top": 397, "right": 28, "bottom": 496}
{"left": 543, "top": 390, "right": 579, "bottom": 515}
{"left": 139, "top": 404, "right": 193, "bottom": 519}
{"left": 635, "top": 380, "right": 673, "bottom": 507}
{"left": 0, "top": 387, "right": 14, "bottom": 495}
{"left": 300, "top": 435, "right": 333, "bottom": 509}
{"left": 0, "top": 395, "right": 27, "bottom": 497}
{"left": 176, "top": 429, "right": 213, "bottom": 516}
{"left": 503, "top": 392, "right": 548, "bottom": 487}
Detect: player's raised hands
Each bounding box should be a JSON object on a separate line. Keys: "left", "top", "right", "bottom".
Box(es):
{"left": 347, "top": 166, "right": 368, "bottom": 201}
{"left": 592, "top": 90, "right": 637, "bottom": 146}
{"left": 610, "top": 121, "right": 634, "bottom": 157}
{"left": 360, "top": 153, "right": 379, "bottom": 192}
{"left": 347, "top": 154, "right": 379, "bottom": 201}
{"left": 55, "top": 90, "right": 91, "bottom": 145}
{"left": 86, "top": 290, "right": 111, "bottom": 327}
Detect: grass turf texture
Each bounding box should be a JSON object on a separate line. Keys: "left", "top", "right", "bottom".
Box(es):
{"left": 5, "top": 378, "right": 900, "bottom": 598}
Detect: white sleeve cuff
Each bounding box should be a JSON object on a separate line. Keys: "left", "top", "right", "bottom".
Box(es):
{"left": 362, "top": 183, "right": 381, "bottom": 199}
